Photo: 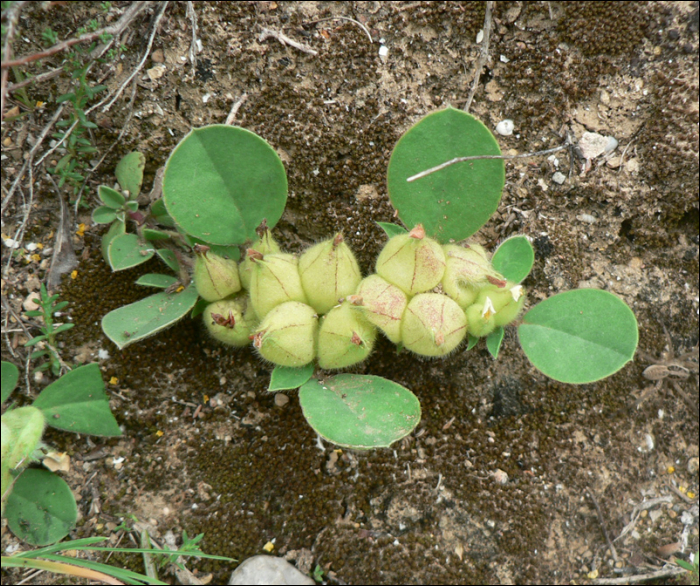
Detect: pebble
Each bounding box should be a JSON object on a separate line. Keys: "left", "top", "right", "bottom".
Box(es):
{"left": 495, "top": 119, "right": 514, "bottom": 136}
{"left": 228, "top": 555, "right": 314, "bottom": 585}
{"left": 578, "top": 132, "right": 618, "bottom": 160}
{"left": 552, "top": 171, "right": 566, "bottom": 185}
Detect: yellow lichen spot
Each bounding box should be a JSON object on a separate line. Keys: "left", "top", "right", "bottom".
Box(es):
{"left": 587, "top": 569, "right": 599, "bottom": 580}
{"left": 176, "top": 285, "right": 185, "bottom": 293}
{"left": 109, "top": 377, "right": 119, "bottom": 385}
{"left": 36, "top": 243, "right": 44, "bottom": 250}
{"left": 155, "top": 430, "right": 164, "bottom": 437}
{"left": 76, "top": 223, "right": 86, "bottom": 237}
{"left": 667, "top": 466, "right": 675, "bottom": 474}
{"left": 263, "top": 541, "right": 274, "bottom": 553}
{"left": 31, "top": 254, "right": 41, "bottom": 262}
{"left": 203, "top": 395, "right": 209, "bottom": 403}
{"left": 687, "top": 491, "right": 696, "bottom": 499}
{"left": 36, "top": 101, "right": 45, "bottom": 108}
{"left": 71, "top": 270, "right": 78, "bottom": 279}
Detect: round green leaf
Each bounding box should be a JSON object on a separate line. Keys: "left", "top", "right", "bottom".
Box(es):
{"left": 492, "top": 235, "right": 534, "bottom": 283}
{"left": 107, "top": 233, "right": 155, "bottom": 271}
{"left": 98, "top": 185, "right": 126, "bottom": 209}
{"left": 6, "top": 468, "right": 77, "bottom": 546}
{"left": 387, "top": 107, "right": 504, "bottom": 243}
{"left": 162, "top": 125, "right": 287, "bottom": 246}
{"left": 92, "top": 206, "right": 118, "bottom": 225}
{"left": 135, "top": 273, "right": 179, "bottom": 288}
{"left": 2, "top": 361, "right": 19, "bottom": 403}
{"left": 518, "top": 289, "right": 638, "bottom": 384}
{"left": 115, "top": 151, "right": 145, "bottom": 198}
{"left": 299, "top": 374, "right": 421, "bottom": 449}
{"left": 269, "top": 365, "right": 315, "bottom": 392}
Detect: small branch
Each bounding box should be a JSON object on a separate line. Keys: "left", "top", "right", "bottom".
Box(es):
{"left": 259, "top": 28, "right": 318, "bottom": 55}
{"left": 225, "top": 93, "right": 248, "bottom": 125}
{"left": 305, "top": 16, "right": 374, "bottom": 44}
{"left": 186, "top": 1, "right": 199, "bottom": 78}
{"left": 464, "top": 0, "right": 494, "bottom": 113}
{"left": 406, "top": 144, "right": 569, "bottom": 182}
{"left": 585, "top": 487, "right": 618, "bottom": 563}
{"left": 590, "top": 565, "right": 687, "bottom": 585}
{"left": 0, "top": 2, "right": 153, "bottom": 69}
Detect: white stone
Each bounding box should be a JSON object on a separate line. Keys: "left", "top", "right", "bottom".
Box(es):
{"left": 495, "top": 119, "right": 514, "bottom": 136}
{"left": 552, "top": 172, "right": 566, "bottom": 185}
{"left": 228, "top": 555, "right": 315, "bottom": 585}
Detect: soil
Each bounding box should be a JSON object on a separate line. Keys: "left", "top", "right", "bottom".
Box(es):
{"left": 1, "top": 2, "right": 698, "bottom": 585}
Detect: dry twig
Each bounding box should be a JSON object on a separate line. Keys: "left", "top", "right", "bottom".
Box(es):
{"left": 464, "top": 1, "right": 494, "bottom": 113}
{"left": 259, "top": 28, "right": 318, "bottom": 55}
{"left": 305, "top": 16, "right": 374, "bottom": 44}
{"left": 586, "top": 487, "right": 619, "bottom": 563}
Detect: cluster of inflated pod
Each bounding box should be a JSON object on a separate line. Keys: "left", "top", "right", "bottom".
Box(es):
{"left": 195, "top": 224, "right": 526, "bottom": 369}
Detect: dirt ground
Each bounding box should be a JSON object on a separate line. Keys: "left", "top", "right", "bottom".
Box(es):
{"left": 1, "top": 2, "right": 698, "bottom": 584}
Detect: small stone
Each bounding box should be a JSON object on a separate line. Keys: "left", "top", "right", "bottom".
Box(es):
{"left": 495, "top": 119, "right": 514, "bottom": 136}
{"left": 552, "top": 171, "right": 566, "bottom": 185}
{"left": 228, "top": 555, "right": 315, "bottom": 585}
{"left": 274, "top": 394, "right": 289, "bottom": 407}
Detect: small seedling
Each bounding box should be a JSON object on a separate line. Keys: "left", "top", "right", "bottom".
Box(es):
{"left": 23, "top": 284, "right": 75, "bottom": 376}
{"left": 1, "top": 361, "right": 121, "bottom": 544}
{"left": 97, "top": 107, "right": 639, "bottom": 450}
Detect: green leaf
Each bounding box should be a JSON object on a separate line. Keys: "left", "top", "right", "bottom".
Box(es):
{"left": 24, "top": 335, "right": 47, "bottom": 347}
{"left": 492, "top": 236, "right": 534, "bottom": 283}
{"left": 162, "top": 125, "right": 288, "bottom": 245}
{"left": 269, "top": 365, "right": 314, "bottom": 392}
{"left": 376, "top": 222, "right": 408, "bottom": 239}
{"left": 5, "top": 469, "right": 77, "bottom": 546}
{"left": 142, "top": 228, "right": 170, "bottom": 241}
{"left": 1, "top": 406, "right": 46, "bottom": 469}
{"left": 98, "top": 185, "right": 126, "bottom": 209}
{"left": 387, "top": 107, "right": 505, "bottom": 243}
{"left": 299, "top": 374, "right": 421, "bottom": 449}
{"left": 155, "top": 248, "right": 179, "bottom": 272}
{"left": 151, "top": 198, "right": 176, "bottom": 227}
{"left": 518, "top": 289, "right": 639, "bottom": 384}
{"left": 33, "top": 363, "right": 122, "bottom": 436}
{"left": 124, "top": 201, "right": 139, "bottom": 212}
{"left": 1, "top": 361, "right": 19, "bottom": 403}
{"left": 115, "top": 151, "right": 145, "bottom": 198}
{"left": 190, "top": 298, "right": 209, "bottom": 318}
{"left": 135, "top": 273, "right": 178, "bottom": 288}
{"left": 91, "top": 205, "right": 117, "bottom": 224}
{"left": 107, "top": 233, "right": 155, "bottom": 271}
{"left": 466, "top": 334, "right": 479, "bottom": 350}
{"left": 486, "top": 326, "right": 504, "bottom": 359}
{"left": 101, "top": 219, "right": 126, "bottom": 264}
{"left": 101, "top": 285, "right": 199, "bottom": 349}
{"left": 51, "top": 323, "right": 74, "bottom": 335}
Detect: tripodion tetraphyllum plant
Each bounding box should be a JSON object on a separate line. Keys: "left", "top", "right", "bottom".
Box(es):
{"left": 98, "top": 107, "right": 639, "bottom": 450}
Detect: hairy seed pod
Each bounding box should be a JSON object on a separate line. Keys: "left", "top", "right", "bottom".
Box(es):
{"left": 239, "top": 225, "right": 281, "bottom": 290}
{"left": 351, "top": 275, "right": 408, "bottom": 343}
{"left": 317, "top": 301, "right": 377, "bottom": 369}
{"left": 298, "top": 233, "right": 362, "bottom": 315}
{"left": 203, "top": 296, "right": 257, "bottom": 347}
{"left": 401, "top": 293, "right": 467, "bottom": 357}
{"left": 252, "top": 301, "right": 318, "bottom": 367}
{"left": 193, "top": 244, "right": 241, "bottom": 302}
{"left": 249, "top": 252, "right": 307, "bottom": 319}
{"left": 376, "top": 224, "right": 446, "bottom": 295}
{"left": 442, "top": 244, "right": 505, "bottom": 308}
{"left": 479, "top": 283, "right": 526, "bottom": 327}
{"left": 1, "top": 406, "right": 46, "bottom": 470}
{"left": 465, "top": 298, "right": 497, "bottom": 338}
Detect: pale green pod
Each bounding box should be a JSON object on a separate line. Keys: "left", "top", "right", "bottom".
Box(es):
{"left": 298, "top": 233, "right": 362, "bottom": 315}
{"left": 203, "top": 296, "right": 257, "bottom": 347}
{"left": 193, "top": 244, "right": 241, "bottom": 302}
{"left": 352, "top": 274, "right": 408, "bottom": 343}
{"left": 252, "top": 301, "right": 318, "bottom": 367}
{"left": 317, "top": 301, "right": 377, "bottom": 369}
{"left": 478, "top": 282, "right": 526, "bottom": 327}
{"left": 465, "top": 299, "right": 497, "bottom": 338}
{"left": 442, "top": 244, "right": 505, "bottom": 308}
{"left": 1, "top": 406, "right": 46, "bottom": 470}
{"left": 376, "top": 224, "right": 446, "bottom": 296}
{"left": 401, "top": 293, "right": 467, "bottom": 357}
{"left": 239, "top": 227, "right": 281, "bottom": 290}
{"left": 249, "top": 252, "right": 307, "bottom": 319}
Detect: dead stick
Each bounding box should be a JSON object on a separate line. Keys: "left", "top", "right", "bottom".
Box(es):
{"left": 464, "top": 1, "right": 494, "bottom": 113}
{"left": 586, "top": 487, "right": 618, "bottom": 563}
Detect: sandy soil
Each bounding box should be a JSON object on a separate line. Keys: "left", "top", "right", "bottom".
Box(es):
{"left": 1, "top": 2, "right": 698, "bottom": 584}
